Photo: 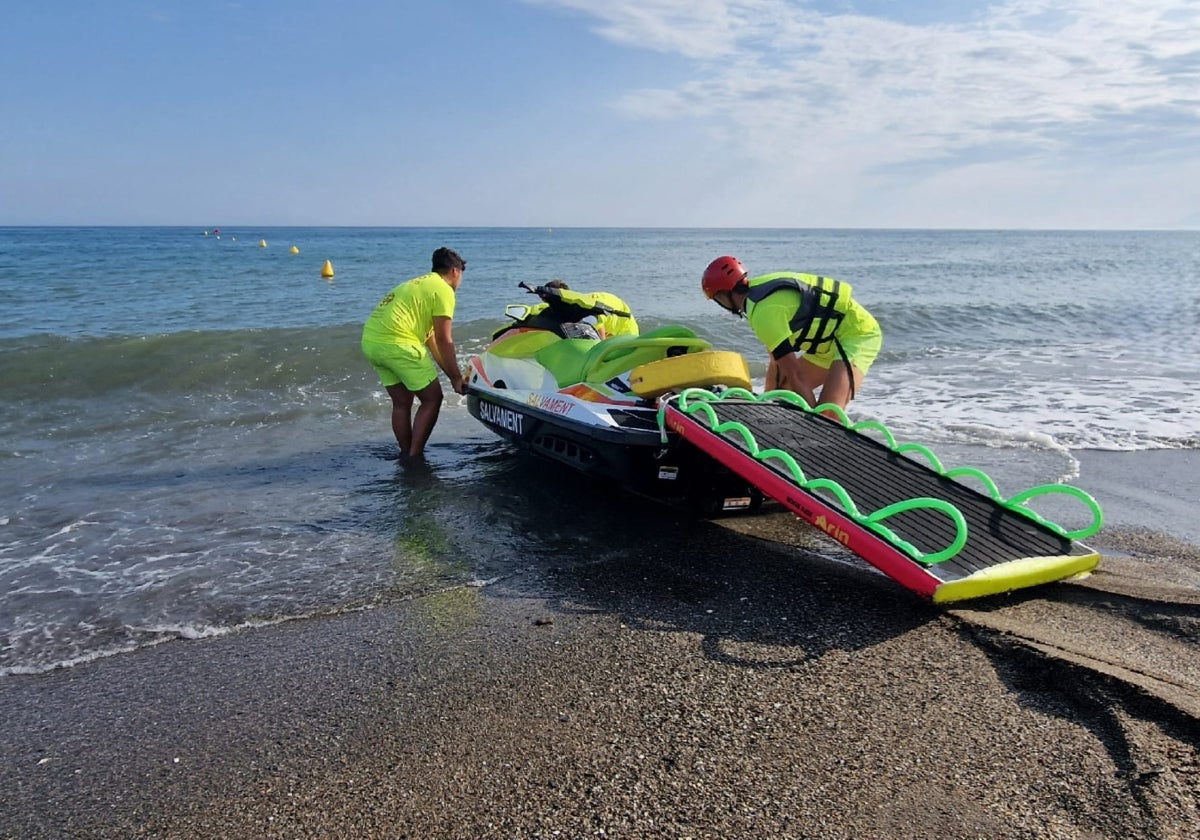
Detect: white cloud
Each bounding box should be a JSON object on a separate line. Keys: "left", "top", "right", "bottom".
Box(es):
{"left": 526, "top": 0, "right": 1200, "bottom": 227}
{"left": 525, "top": 0, "right": 790, "bottom": 58}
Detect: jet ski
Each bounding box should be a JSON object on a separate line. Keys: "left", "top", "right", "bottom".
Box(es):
{"left": 464, "top": 284, "right": 763, "bottom": 514}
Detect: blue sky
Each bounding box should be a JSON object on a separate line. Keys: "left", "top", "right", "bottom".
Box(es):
{"left": 4, "top": 0, "right": 1198, "bottom": 228}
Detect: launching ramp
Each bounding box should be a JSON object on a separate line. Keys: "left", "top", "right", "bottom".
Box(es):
{"left": 660, "top": 389, "right": 1103, "bottom": 603}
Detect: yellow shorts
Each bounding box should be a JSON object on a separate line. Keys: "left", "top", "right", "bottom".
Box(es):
{"left": 803, "top": 301, "right": 883, "bottom": 374}
{"left": 362, "top": 339, "right": 437, "bottom": 390}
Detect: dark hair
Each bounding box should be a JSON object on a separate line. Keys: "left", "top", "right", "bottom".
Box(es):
{"left": 431, "top": 247, "right": 466, "bottom": 272}
{"left": 545, "top": 279, "right": 569, "bottom": 290}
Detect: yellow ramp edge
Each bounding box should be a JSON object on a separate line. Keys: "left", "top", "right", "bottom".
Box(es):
{"left": 932, "top": 551, "right": 1102, "bottom": 603}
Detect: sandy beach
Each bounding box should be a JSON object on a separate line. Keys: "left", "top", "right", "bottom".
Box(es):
{"left": 2, "top": 449, "right": 1199, "bottom": 840}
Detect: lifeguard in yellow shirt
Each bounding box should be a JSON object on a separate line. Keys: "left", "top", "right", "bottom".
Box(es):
{"left": 701, "top": 255, "right": 882, "bottom": 415}
{"left": 361, "top": 247, "right": 467, "bottom": 458}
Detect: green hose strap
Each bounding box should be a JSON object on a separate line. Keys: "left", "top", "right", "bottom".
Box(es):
{"left": 804, "top": 477, "right": 860, "bottom": 516}
{"left": 797, "top": 481, "right": 968, "bottom": 566}
{"left": 865, "top": 497, "right": 970, "bottom": 565}
{"left": 893, "top": 442, "right": 946, "bottom": 473}
{"left": 1003, "top": 484, "right": 1105, "bottom": 540}
{"left": 849, "top": 419, "right": 897, "bottom": 449}
{"left": 943, "top": 466, "right": 1002, "bottom": 500}
{"left": 757, "top": 449, "right": 808, "bottom": 484}
{"left": 756, "top": 388, "right": 814, "bottom": 410}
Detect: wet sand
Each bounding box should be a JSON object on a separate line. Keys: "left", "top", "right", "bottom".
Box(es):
{"left": 2, "top": 450, "right": 1199, "bottom": 839}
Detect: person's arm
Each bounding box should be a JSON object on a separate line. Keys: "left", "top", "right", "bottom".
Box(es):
{"left": 751, "top": 298, "right": 815, "bottom": 405}
{"left": 428, "top": 316, "right": 465, "bottom": 394}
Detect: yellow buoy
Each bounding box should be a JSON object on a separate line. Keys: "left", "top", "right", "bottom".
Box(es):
{"left": 259, "top": 239, "right": 267, "bottom": 248}
{"left": 321, "top": 260, "right": 335, "bottom": 278}
{"left": 290, "top": 245, "right": 300, "bottom": 254}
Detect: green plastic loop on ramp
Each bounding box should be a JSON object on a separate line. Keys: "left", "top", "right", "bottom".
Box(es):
{"left": 865, "top": 497, "right": 970, "bottom": 566}
{"left": 814, "top": 403, "right": 851, "bottom": 425}
{"left": 713, "top": 420, "right": 758, "bottom": 451}
{"left": 1004, "top": 484, "right": 1105, "bottom": 540}
{"left": 804, "top": 477, "right": 861, "bottom": 517}
{"left": 849, "top": 419, "right": 897, "bottom": 449}
{"left": 757, "top": 389, "right": 813, "bottom": 410}
{"left": 717, "top": 386, "right": 760, "bottom": 401}
{"left": 756, "top": 448, "right": 808, "bottom": 484}
{"left": 892, "top": 442, "right": 946, "bottom": 473}
{"left": 943, "top": 466, "right": 1002, "bottom": 500}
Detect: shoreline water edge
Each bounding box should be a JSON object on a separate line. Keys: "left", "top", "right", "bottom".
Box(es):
{"left": 1, "top": 448, "right": 1198, "bottom": 839}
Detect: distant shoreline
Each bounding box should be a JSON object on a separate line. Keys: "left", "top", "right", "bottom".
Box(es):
{"left": 4, "top": 224, "right": 1199, "bottom": 233}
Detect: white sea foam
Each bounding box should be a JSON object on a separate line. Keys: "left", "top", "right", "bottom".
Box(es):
{"left": 867, "top": 344, "right": 1200, "bottom": 453}
{"left": 0, "top": 615, "right": 303, "bottom": 678}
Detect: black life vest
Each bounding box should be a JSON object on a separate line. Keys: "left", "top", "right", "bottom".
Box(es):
{"left": 745, "top": 273, "right": 846, "bottom": 353}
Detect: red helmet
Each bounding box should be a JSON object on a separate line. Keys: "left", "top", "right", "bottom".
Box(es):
{"left": 701, "top": 256, "right": 748, "bottom": 299}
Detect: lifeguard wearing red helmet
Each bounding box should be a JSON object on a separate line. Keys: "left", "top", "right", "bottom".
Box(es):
{"left": 699, "top": 254, "right": 884, "bottom": 416}
{"left": 701, "top": 255, "right": 749, "bottom": 299}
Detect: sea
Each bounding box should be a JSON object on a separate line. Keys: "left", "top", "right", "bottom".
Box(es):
{"left": 2, "top": 226, "right": 1198, "bottom": 676}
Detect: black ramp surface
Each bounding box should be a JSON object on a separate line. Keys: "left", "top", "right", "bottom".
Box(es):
{"left": 704, "top": 400, "right": 1079, "bottom": 582}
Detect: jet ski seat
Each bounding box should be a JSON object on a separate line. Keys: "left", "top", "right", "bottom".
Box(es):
{"left": 584, "top": 328, "right": 711, "bottom": 384}
{"left": 534, "top": 326, "right": 713, "bottom": 388}
{"left": 488, "top": 329, "right": 562, "bottom": 359}
{"left": 533, "top": 339, "right": 597, "bottom": 387}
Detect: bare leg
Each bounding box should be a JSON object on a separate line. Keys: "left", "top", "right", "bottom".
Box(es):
{"left": 776, "top": 355, "right": 823, "bottom": 409}
{"left": 386, "top": 383, "right": 416, "bottom": 455}
{"left": 801, "top": 357, "right": 864, "bottom": 415}
{"left": 407, "top": 378, "right": 445, "bottom": 458}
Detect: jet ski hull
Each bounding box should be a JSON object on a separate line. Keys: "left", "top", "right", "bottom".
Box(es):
{"left": 467, "top": 385, "right": 761, "bottom": 514}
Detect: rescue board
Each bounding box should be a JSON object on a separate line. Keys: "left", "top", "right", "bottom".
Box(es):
{"left": 630, "top": 350, "right": 751, "bottom": 398}
{"left": 661, "top": 389, "right": 1103, "bottom": 603}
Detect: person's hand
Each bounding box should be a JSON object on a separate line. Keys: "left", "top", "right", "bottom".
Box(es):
{"left": 453, "top": 377, "right": 467, "bottom": 396}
